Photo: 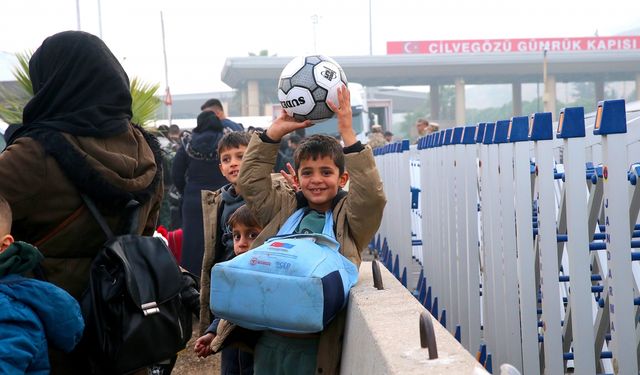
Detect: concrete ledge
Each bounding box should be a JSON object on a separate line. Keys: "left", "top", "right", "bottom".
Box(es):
{"left": 340, "top": 261, "right": 488, "bottom": 375}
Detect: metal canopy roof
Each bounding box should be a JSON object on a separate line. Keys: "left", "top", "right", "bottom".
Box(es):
{"left": 221, "top": 51, "right": 640, "bottom": 88}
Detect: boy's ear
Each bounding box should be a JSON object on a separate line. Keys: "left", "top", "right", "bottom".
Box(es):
{"left": 339, "top": 171, "right": 349, "bottom": 188}
{"left": 218, "top": 163, "right": 224, "bottom": 176}
{"left": 0, "top": 234, "right": 14, "bottom": 252}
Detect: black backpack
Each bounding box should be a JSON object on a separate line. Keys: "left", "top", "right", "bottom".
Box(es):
{"left": 79, "top": 195, "right": 192, "bottom": 374}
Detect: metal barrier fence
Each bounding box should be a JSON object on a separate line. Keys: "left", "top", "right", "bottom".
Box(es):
{"left": 371, "top": 99, "right": 640, "bottom": 374}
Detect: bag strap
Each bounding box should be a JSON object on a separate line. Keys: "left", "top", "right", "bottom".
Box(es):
{"left": 80, "top": 194, "right": 141, "bottom": 240}
{"left": 34, "top": 205, "right": 86, "bottom": 248}
{"left": 277, "top": 208, "right": 336, "bottom": 239}
{"left": 80, "top": 194, "right": 115, "bottom": 240}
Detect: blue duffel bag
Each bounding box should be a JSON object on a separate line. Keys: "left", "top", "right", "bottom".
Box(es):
{"left": 210, "top": 208, "right": 358, "bottom": 333}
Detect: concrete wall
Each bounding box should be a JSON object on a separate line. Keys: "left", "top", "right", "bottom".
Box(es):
{"left": 341, "top": 261, "right": 489, "bottom": 375}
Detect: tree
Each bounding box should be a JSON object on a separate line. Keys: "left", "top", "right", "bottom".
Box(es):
{"left": 0, "top": 51, "right": 32, "bottom": 124}
{"left": 439, "top": 85, "right": 456, "bottom": 121}
{"left": 569, "top": 82, "right": 596, "bottom": 109}
{"left": 130, "top": 78, "right": 161, "bottom": 126}
{"left": 0, "top": 51, "right": 161, "bottom": 127}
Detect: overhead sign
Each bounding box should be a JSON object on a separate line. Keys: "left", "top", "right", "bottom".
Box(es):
{"left": 387, "top": 36, "right": 640, "bottom": 55}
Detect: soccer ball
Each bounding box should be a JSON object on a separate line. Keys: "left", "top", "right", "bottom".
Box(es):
{"left": 277, "top": 55, "right": 348, "bottom": 123}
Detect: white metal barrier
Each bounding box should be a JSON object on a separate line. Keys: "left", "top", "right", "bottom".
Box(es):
{"left": 372, "top": 99, "right": 640, "bottom": 374}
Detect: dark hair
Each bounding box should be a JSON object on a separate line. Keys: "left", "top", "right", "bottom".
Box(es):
{"left": 384, "top": 131, "right": 393, "bottom": 137}
{"left": 168, "top": 124, "right": 180, "bottom": 134}
{"left": 416, "top": 118, "right": 429, "bottom": 126}
{"left": 156, "top": 124, "right": 169, "bottom": 137}
{"left": 201, "top": 98, "right": 223, "bottom": 111}
{"left": 288, "top": 134, "right": 302, "bottom": 145}
{"left": 0, "top": 194, "right": 12, "bottom": 234}
{"left": 227, "top": 205, "right": 261, "bottom": 230}
{"left": 194, "top": 111, "right": 223, "bottom": 133}
{"left": 294, "top": 134, "right": 345, "bottom": 175}
{"left": 217, "top": 131, "right": 251, "bottom": 156}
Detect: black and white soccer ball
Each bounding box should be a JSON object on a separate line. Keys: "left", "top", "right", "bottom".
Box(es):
{"left": 277, "top": 55, "right": 348, "bottom": 123}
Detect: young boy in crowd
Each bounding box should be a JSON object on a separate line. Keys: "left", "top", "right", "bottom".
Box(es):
{"left": 194, "top": 205, "right": 263, "bottom": 371}
{"left": 196, "top": 131, "right": 254, "bottom": 374}
{"left": 0, "top": 194, "right": 85, "bottom": 373}
{"left": 237, "top": 85, "right": 386, "bottom": 374}
{"left": 226, "top": 205, "right": 263, "bottom": 256}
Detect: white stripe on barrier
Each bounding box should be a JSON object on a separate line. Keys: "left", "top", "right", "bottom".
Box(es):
{"left": 497, "top": 134, "right": 523, "bottom": 370}
{"left": 560, "top": 118, "right": 597, "bottom": 373}
{"left": 513, "top": 131, "right": 541, "bottom": 375}
{"left": 601, "top": 131, "right": 638, "bottom": 374}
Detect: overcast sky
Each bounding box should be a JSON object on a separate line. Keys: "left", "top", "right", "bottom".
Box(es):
{"left": 1, "top": 0, "right": 639, "bottom": 95}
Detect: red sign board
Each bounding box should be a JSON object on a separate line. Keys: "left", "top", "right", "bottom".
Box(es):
{"left": 387, "top": 36, "right": 640, "bottom": 55}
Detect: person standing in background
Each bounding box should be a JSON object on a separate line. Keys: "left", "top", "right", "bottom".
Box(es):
{"left": 172, "top": 111, "right": 227, "bottom": 275}
{"left": 201, "top": 99, "right": 244, "bottom": 132}
{"left": 384, "top": 130, "right": 394, "bottom": 143}
{"left": 416, "top": 118, "right": 430, "bottom": 137}
{"left": 367, "top": 124, "right": 386, "bottom": 149}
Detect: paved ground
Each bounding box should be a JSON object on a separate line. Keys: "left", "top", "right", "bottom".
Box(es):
{"left": 172, "top": 325, "right": 220, "bottom": 374}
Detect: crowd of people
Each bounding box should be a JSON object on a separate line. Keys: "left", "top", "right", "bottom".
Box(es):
{"left": 0, "top": 30, "right": 387, "bottom": 375}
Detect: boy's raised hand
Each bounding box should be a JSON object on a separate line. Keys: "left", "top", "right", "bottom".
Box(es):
{"left": 265, "top": 112, "right": 312, "bottom": 142}
{"left": 279, "top": 162, "right": 300, "bottom": 191}
{"left": 327, "top": 85, "right": 356, "bottom": 147}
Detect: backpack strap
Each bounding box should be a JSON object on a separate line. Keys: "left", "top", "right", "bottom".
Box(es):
{"left": 30, "top": 204, "right": 87, "bottom": 281}
{"left": 33, "top": 205, "right": 86, "bottom": 248}
{"left": 80, "top": 194, "right": 115, "bottom": 240}
{"left": 80, "top": 194, "right": 142, "bottom": 239}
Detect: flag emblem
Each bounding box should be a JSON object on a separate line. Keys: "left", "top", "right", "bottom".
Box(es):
{"left": 270, "top": 242, "right": 294, "bottom": 249}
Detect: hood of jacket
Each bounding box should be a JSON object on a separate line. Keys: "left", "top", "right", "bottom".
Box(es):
{"left": 186, "top": 130, "right": 223, "bottom": 161}
{"left": 62, "top": 127, "right": 159, "bottom": 197}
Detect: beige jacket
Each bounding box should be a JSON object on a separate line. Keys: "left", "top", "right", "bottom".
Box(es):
{"left": 199, "top": 188, "right": 224, "bottom": 335}
{"left": 236, "top": 133, "right": 386, "bottom": 374}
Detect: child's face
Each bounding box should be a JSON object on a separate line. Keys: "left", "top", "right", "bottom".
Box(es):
{"left": 296, "top": 156, "right": 348, "bottom": 212}
{"left": 232, "top": 223, "right": 262, "bottom": 255}
{"left": 219, "top": 145, "right": 247, "bottom": 185}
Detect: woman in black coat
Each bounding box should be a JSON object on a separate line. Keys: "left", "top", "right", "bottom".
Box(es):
{"left": 172, "top": 111, "right": 227, "bottom": 275}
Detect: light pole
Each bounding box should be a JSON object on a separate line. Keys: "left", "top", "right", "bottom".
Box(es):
{"left": 97, "top": 0, "right": 103, "bottom": 38}
{"left": 76, "top": 0, "right": 81, "bottom": 30}
{"left": 311, "top": 14, "right": 319, "bottom": 53}
{"left": 160, "top": 11, "right": 172, "bottom": 124}
{"left": 368, "top": 0, "right": 372, "bottom": 55}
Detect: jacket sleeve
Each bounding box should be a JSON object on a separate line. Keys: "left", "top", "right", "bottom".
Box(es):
{"left": 37, "top": 283, "right": 85, "bottom": 353}
{"left": 343, "top": 145, "right": 386, "bottom": 251}
{"left": 0, "top": 330, "right": 37, "bottom": 374}
{"left": 237, "top": 133, "right": 295, "bottom": 228}
{"left": 171, "top": 146, "right": 188, "bottom": 194}
{"left": 199, "top": 190, "right": 218, "bottom": 335}
{"left": 0, "top": 311, "right": 39, "bottom": 374}
{"left": 0, "top": 138, "right": 47, "bottom": 220}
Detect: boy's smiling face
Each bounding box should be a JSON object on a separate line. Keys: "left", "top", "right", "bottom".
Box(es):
{"left": 219, "top": 145, "right": 247, "bottom": 185}
{"left": 296, "top": 156, "right": 348, "bottom": 212}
